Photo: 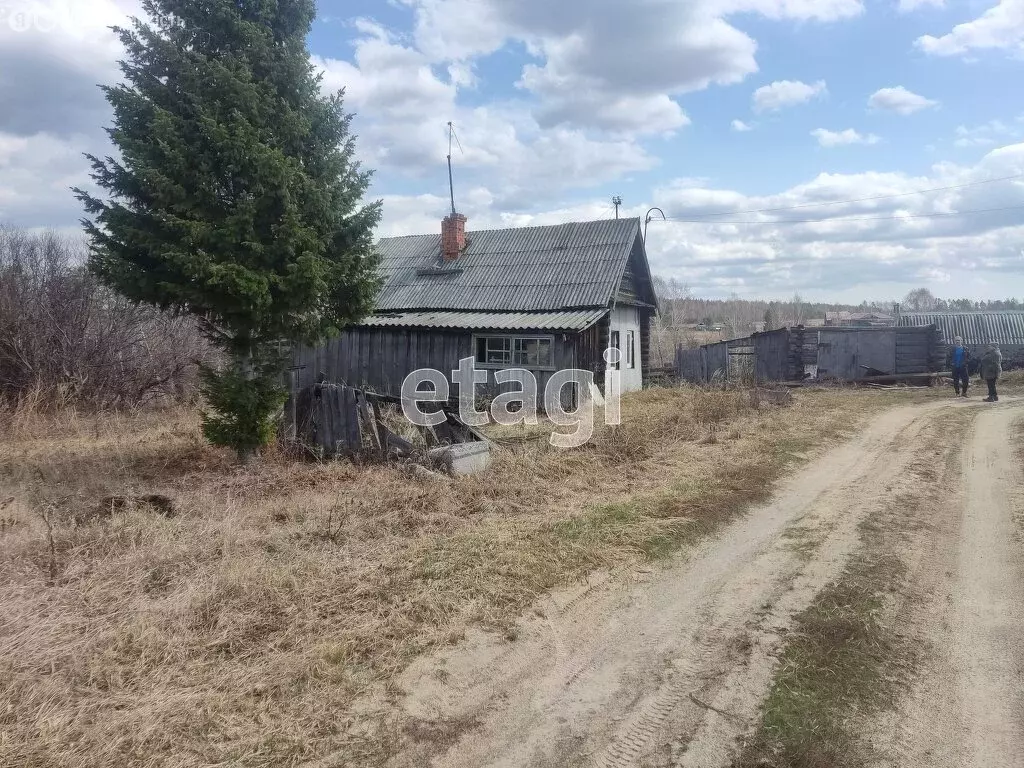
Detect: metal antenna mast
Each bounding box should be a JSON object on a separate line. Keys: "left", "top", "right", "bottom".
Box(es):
{"left": 612, "top": 196, "right": 623, "bottom": 219}
{"left": 447, "top": 121, "right": 463, "bottom": 217}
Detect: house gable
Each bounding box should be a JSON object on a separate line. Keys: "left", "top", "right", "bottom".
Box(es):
{"left": 614, "top": 232, "right": 658, "bottom": 310}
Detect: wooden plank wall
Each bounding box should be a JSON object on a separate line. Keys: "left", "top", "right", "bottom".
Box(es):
{"left": 817, "top": 329, "right": 897, "bottom": 379}
{"left": 676, "top": 324, "right": 942, "bottom": 384}
{"left": 293, "top": 326, "right": 583, "bottom": 410}
{"left": 676, "top": 347, "right": 704, "bottom": 382}
{"left": 639, "top": 309, "right": 653, "bottom": 386}
{"left": 293, "top": 328, "right": 473, "bottom": 398}
{"left": 894, "top": 326, "right": 933, "bottom": 374}
{"left": 705, "top": 342, "right": 728, "bottom": 380}
{"left": 753, "top": 329, "right": 791, "bottom": 382}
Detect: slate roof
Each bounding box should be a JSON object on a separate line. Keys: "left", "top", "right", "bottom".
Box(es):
{"left": 362, "top": 309, "right": 607, "bottom": 332}
{"left": 899, "top": 311, "right": 1024, "bottom": 346}
{"left": 373, "top": 217, "right": 644, "bottom": 313}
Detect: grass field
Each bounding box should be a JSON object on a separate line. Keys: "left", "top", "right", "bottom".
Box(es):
{"left": 0, "top": 385, "right": 894, "bottom": 766}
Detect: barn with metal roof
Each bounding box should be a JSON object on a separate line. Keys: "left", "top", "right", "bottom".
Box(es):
{"left": 898, "top": 310, "right": 1024, "bottom": 369}
{"left": 292, "top": 216, "right": 659, "bottom": 403}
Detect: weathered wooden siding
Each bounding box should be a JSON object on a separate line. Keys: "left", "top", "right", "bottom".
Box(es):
{"left": 575, "top": 319, "right": 606, "bottom": 386}
{"left": 705, "top": 342, "right": 728, "bottom": 380}
{"left": 753, "top": 329, "right": 791, "bottom": 382}
{"left": 817, "top": 329, "right": 894, "bottom": 379}
{"left": 676, "top": 346, "right": 704, "bottom": 383}
{"left": 294, "top": 326, "right": 588, "bottom": 410}
{"left": 639, "top": 309, "right": 653, "bottom": 386}
{"left": 677, "top": 325, "right": 942, "bottom": 383}
{"left": 294, "top": 328, "right": 472, "bottom": 396}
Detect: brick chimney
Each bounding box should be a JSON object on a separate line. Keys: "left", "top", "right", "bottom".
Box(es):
{"left": 441, "top": 213, "right": 467, "bottom": 262}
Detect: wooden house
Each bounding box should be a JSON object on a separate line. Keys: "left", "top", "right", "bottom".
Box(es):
{"left": 292, "top": 215, "right": 659, "bottom": 405}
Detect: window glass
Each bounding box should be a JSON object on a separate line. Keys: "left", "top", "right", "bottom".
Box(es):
{"left": 484, "top": 337, "right": 511, "bottom": 365}
{"left": 476, "top": 336, "right": 553, "bottom": 368}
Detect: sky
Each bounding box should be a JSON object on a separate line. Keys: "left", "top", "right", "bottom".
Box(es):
{"left": 1, "top": 0, "right": 1023, "bottom": 302}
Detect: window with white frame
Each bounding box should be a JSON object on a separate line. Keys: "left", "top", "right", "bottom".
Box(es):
{"left": 625, "top": 330, "right": 635, "bottom": 369}
{"left": 475, "top": 335, "right": 554, "bottom": 368}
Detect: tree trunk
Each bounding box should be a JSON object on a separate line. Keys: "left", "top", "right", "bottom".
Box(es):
{"left": 235, "top": 348, "right": 258, "bottom": 464}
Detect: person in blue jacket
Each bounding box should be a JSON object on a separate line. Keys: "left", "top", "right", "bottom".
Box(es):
{"left": 950, "top": 336, "right": 970, "bottom": 397}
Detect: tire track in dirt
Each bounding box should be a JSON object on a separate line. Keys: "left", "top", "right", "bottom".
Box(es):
{"left": 386, "top": 402, "right": 955, "bottom": 768}
{"left": 876, "top": 401, "right": 1024, "bottom": 768}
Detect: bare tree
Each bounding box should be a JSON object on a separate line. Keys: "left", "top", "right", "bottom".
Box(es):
{"left": 650, "top": 277, "right": 694, "bottom": 366}
{"left": 789, "top": 292, "right": 806, "bottom": 326}
{"left": 903, "top": 287, "right": 938, "bottom": 312}
{"left": 0, "top": 226, "right": 210, "bottom": 409}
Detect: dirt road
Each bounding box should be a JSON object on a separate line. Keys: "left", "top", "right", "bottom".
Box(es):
{"left": 877, "top": 402, "right": 1024, "bottom": 768}
{"left": 387, "top": 398, "right": 1024, "bottom": 768}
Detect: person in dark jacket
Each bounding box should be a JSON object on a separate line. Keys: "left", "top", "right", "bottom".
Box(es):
{"left": 950, "top": 336, "right": 970, "bottom": 397}
{"left": 979, "top": 342, "right": 1002, "bottom": 402}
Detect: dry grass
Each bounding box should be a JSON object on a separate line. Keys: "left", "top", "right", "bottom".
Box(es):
{"left": 0, "top": 385, "right": 884, "bottom": 767}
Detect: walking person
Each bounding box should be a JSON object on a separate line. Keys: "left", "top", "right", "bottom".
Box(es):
{"left": 950, "top": 336, "right": 970, "bottom": 397}
{"left": 980, "top": 342, "right": 1002, "bottom": 402}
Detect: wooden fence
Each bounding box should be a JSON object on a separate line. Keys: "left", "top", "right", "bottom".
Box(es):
{"left": 676, "top": 325, "right": 944, "bottom": 384}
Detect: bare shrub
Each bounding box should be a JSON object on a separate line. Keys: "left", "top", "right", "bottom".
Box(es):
{"left": 0, "top": 226, "right": 210, "bottom": 411}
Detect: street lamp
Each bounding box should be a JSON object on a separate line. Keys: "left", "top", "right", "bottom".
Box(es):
{"left": 644, "top": 207, "right": 665, "bottom": 242}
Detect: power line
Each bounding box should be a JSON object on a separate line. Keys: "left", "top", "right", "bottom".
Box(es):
{"left": 663, "top": 173, "right": 1024, "bottom": 220}
{"left": 660, "top": 203, "right": 1024, "bottom": 225}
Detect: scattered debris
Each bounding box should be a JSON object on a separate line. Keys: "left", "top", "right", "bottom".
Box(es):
{"left": 427, "top": 442, "right": 492, "bottom": 476}
{"left": 294, "top": 382, "right": 491, "bottom": 474}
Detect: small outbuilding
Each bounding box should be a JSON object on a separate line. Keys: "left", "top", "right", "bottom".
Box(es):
{"left": 898, "top": 310, "right": 1024, "bottom": 368}
{"left": 292, "top": 215, "right": 659, "bottom": 406}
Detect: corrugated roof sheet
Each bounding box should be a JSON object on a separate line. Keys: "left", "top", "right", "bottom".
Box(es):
{"left": 373, "top": 217, "right": 641, "bottom": 312}
{"left": 362, "top": 309, "right": 608, "bottom": 331}
{"left": 899, "top": 311, "right": 1024, "bottom": 345}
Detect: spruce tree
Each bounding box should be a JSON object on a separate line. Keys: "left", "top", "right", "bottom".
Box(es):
{"left": 75, "top": 0, "right": 380, "bottom": 459}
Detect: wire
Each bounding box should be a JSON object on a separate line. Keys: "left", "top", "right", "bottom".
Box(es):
{"left": 662, "top": 173, "right": 1024, "bottom": 219}
{"left": 450, "top": 122, "right": 464, "bottom": 155}
{"left": 660, "top": 203, "right": 1024, "bottom": 225}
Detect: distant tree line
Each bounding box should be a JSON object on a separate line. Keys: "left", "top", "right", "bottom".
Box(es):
{"left": 900, "top": 287, "right": 1022, "bottom": 313}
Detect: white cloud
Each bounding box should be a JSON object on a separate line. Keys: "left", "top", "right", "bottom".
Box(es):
{"left": 314, "top": 28, "right": 657, "bottom": 209}
{"left": 868, "top": 86, "right": 939, "bottom": 115}
{"left": 0, "top": 0, "right": 138, "bottom": 136}
{"left": 725, "top": 0, "right": 864, "bottom": 21}
{"left": 812, "top": 128, "right": 882, "bottom": 147}
{"left": 752, "top": 80, "right": 828, "bottom": 113}
{"left": 953, "top": 119, "right": 1019, "bottom": 147}
{"left": 401, "top": 0, "right": 864, "bottom": 135}
{"left": 643, "top": 143, "right": 1024, "bottom": 296}
{"left": 916, "top": 0, "right": 1024, "bottom": 56}
{"left": 898, "top": 0, "right": 944, "bottom": 11}
{"left": 732, "top": 119, "right": 754, "bottom": 132}
{"left": 0, "top": 131, "right": 95, "bottom": 227}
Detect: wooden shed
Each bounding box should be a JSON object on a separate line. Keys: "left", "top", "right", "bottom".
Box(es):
{"left": 676, "top": 325, "right": 945, "bottom": 383}
{"left": 292, "top": 216, "right": 659, "bottom": 406}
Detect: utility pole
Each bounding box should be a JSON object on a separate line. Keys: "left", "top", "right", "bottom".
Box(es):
{"left": 612, "top": 196, "right": 623, "bottom": 219}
